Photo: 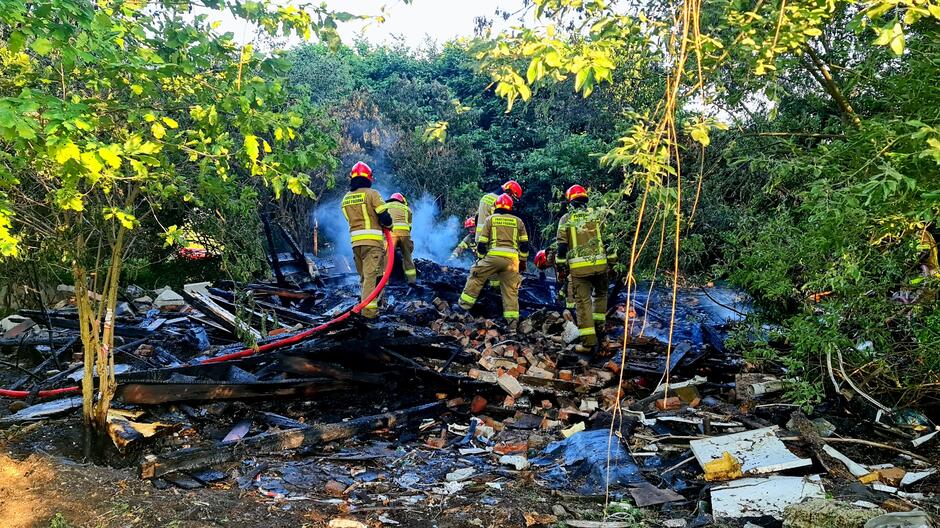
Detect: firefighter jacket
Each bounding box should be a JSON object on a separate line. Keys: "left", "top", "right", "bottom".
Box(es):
{"left": 451, "top": 233, "right": 475, "bottom": 258}
{"left": 478, "top": 213, "right": 529, "bottom": 261}
{"left": 475, "top": 192, "right": 499, "bottom": 242}
{"left": 342, "top": 187, "right": 390, "bottom": 248}
{"left": 387, "top": 201, "right": 412, "bottom": 236}
{"left": 556, "top": 207, "right": 613, "bottom": 276}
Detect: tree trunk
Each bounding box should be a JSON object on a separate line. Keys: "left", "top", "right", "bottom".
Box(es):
{"left": 803, "top": 45, "right": 862, "bottom": 129}
{"left": 74, "top": 225, "right": 128, "bottom": 431}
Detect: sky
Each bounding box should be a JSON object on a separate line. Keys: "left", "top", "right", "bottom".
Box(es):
{"left": 327, "top": 0, "right": 527, "bottom": 47}
{"left": 209, "top": 0, "right": 529, "bottom": 49}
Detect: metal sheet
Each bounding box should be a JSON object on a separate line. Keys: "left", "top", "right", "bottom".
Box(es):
{"left": 690, "top": 426, "right": 811, "bottom": 475}
{"left": 711, "top": 475, "right": 826, "bottom": 520}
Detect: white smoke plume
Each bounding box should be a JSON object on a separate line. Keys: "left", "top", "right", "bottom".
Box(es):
{"left": 313, "top": 191, "right": 462, "bottom": 265}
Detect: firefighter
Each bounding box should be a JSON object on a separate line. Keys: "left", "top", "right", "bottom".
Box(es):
{"left": 475, "top": 180, "right": 523, "bottom": 242}
{"left": 342, "top": 161, "right": 393, "bottom": 318}
{"left": 476, "top": 181, "right": 523, "bottom": 288}
{"left": 555, "top": 184, "right": 614, "bottom": 352}
{"left": 458, "top": 193, "right": 529, "bottom": 329}
{"left": 449, "top": 217, "right": 477, "bottom": 260}
{"left": 533, "top": 248, "right": 574, "bottom": 310}
{"left": 386, "top": 192, "right": 416, "bottom": 284}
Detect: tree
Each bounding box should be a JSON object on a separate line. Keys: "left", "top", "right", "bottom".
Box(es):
{"left": 0, "top": 0, "right": 351, "bottom": 433}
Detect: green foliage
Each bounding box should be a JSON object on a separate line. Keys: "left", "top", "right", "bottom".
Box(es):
{"left": 0, "top": 0, "right": 341, "bottom": 272}
{"left": 49, "top": 513, "right": 71, "bottom": 528}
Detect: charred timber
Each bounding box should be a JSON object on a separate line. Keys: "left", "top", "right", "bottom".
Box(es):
{"left": 139, "top": 401, "right": 444, "bottom": 479}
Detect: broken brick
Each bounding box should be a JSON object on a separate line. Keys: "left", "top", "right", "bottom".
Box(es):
{"left": 468, "top": 369, "right": 498, "bottom": 383}
{"left": 425, "top": 437, "right": 446, "bottom": 449}
{"left": 470, "top": 395, "right": 488, "bottom": 414}
{"left": 655, "top": 397, "right": 682, "bottom": 411}
{"left": 526, "top": 366, "right": 554, "bottom": 380}
{"left": 325, "top": 480, "right": 346, "bottom": 497}
{"left": 558, "top": 370, "right": 573, "bottom": 381}
{"left": 494, "top": 441, "right": 527, "bottom": 455}
{"left": 502, "top": 396, "right": 515, "bottom": 407}
{"left": 557, "top": 407, "right": 589, "bottom": 422}
{"left": 498, "top": 373, "right": 524, "bottom": 398}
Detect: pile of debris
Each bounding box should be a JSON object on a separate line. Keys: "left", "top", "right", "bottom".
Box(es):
{"left": 1, "top": 258, "right": 937, "bottom": 527}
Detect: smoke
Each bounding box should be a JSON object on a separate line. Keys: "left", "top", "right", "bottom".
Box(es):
{"left": 312, "top": 118, "right": 462, "bottom": 266}
{"left": 314, "top": 197, "right": 353, "bottom": 259}
{"left": 409, "top": 194, "right": 461, "bottom": 263}
{"left": 313, "top": 191, "right": 462, "bottom": 265}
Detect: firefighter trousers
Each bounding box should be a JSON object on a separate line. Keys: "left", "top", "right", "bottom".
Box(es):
{"left": 353, "top": 245, "right": 386, "bottom": 318}
{"left": 459, "top": 255, "right": 521, "bottom": 321}
{"left": 571, "top": 272, "right": 608, "bottom": 346}
{"left": 394, "top": 235, "right": 416, "bottom": 284}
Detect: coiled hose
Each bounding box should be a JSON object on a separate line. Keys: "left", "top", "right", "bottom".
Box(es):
{"left": 0, "top": 230, "right": 396, "bottom": 400}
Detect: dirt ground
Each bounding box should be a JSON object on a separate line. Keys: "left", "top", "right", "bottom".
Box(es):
{"left": 0, "top": 415, "right": 624, "bottom": 528}
{"left": 0, "top": 449, "right": 621, "bottom": 528}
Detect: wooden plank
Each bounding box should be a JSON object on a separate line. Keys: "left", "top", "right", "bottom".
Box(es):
{"left": 139, "top": 401, "right": 444, "bottom": 479}
{"left": 181, "top": 285, "right": 261, "bottom": 340}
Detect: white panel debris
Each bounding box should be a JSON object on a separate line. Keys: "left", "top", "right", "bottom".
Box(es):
{"left": 690, "top": 426, "right": 812, "bottom": 475}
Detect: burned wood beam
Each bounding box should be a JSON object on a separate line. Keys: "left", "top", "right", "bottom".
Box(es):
{"left": 243, "top": 283, "right": 316, "bottom": 300}
{"left": 274, "top": 356, "right": 386, "bottom": 385}
{"left": 200, "top": 288, "right": 284, "bottom": 330}
{"left": 182, "top": 283, "right": 261, "bottom": 340}
{"left": 139, "top": 401, "right": 444, "bottom": 479}
{"left": 115, "top": 378, "right": 348, "bottom": 404}
{"left": 18, "top": 311, "right": 153, "bottom": 338}
{"left": 261, "top": 213, "right": 287, "bottom": 287}
{"left": 9, "top": 336, "right": 78, "bottom": 390}
{"left": 256, "top": 411, "right": 308, "bottom": 430}
{"left": 0, "top": 336, "right": 77, "bottom": 348}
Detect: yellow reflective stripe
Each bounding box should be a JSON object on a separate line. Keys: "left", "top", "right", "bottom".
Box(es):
{"left": 579, "top": 327, "right": 596, "bottom": 336}
{"left": 361, "top": 203, "right": 370, "bottom": 230}
{"left": 375, "top": 203, "right": 389, "bottom": 213}
{"left": 566, "top": 302, "right": 576, "bottom": 309}
{"left": 489, "top": 247, "right": 519, "bottom": 258}
{"left": 482, "top": 194, "right": 497, "bottom": 205}
{"left": 503, "top": 311, "right": 519, "bottom": 319}
{"left": 392, "top": 224, "right": 411, "bottom": 231}
{"left": 365, "top": 302, "right": 379, "bottom": 309}
{"left": 570, "top": 259, "right": 607, "bottom": 269}
{"left": 593, "top": 313, "right": 606, "bottom": 321}
{"left": 460, "top": 292, "right": 476, "bottom": 304}
{"left": 404, "top": 269, "right": 417, "bottom": 276}
{"left": 351, "top": 229, "right": 384, "bottom": 242}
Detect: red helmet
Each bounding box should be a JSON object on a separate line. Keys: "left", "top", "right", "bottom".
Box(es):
{"left": 389, "top": 192, "right": 407, "bottom": 205}
{"left": 565, "top": 184, "right": 588, "bottom": 202}
{"left": 534, "top": 250, "right": 548, "bottom": 269}
{"left": 464, "top": 217, "right": 476, "bottom": 230}
{"left": 494, "top": 193, "right": 514, "bottom": 211}
{"left": 502, "top": 180, "right": 523, "bottom": 199}
{"left": 350, "top": 161, "right": 373, "bottom": 181}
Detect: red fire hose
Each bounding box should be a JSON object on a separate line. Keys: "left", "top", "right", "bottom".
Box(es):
{"left": 0, "top": 230, "right": 396, "bottom": 400}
